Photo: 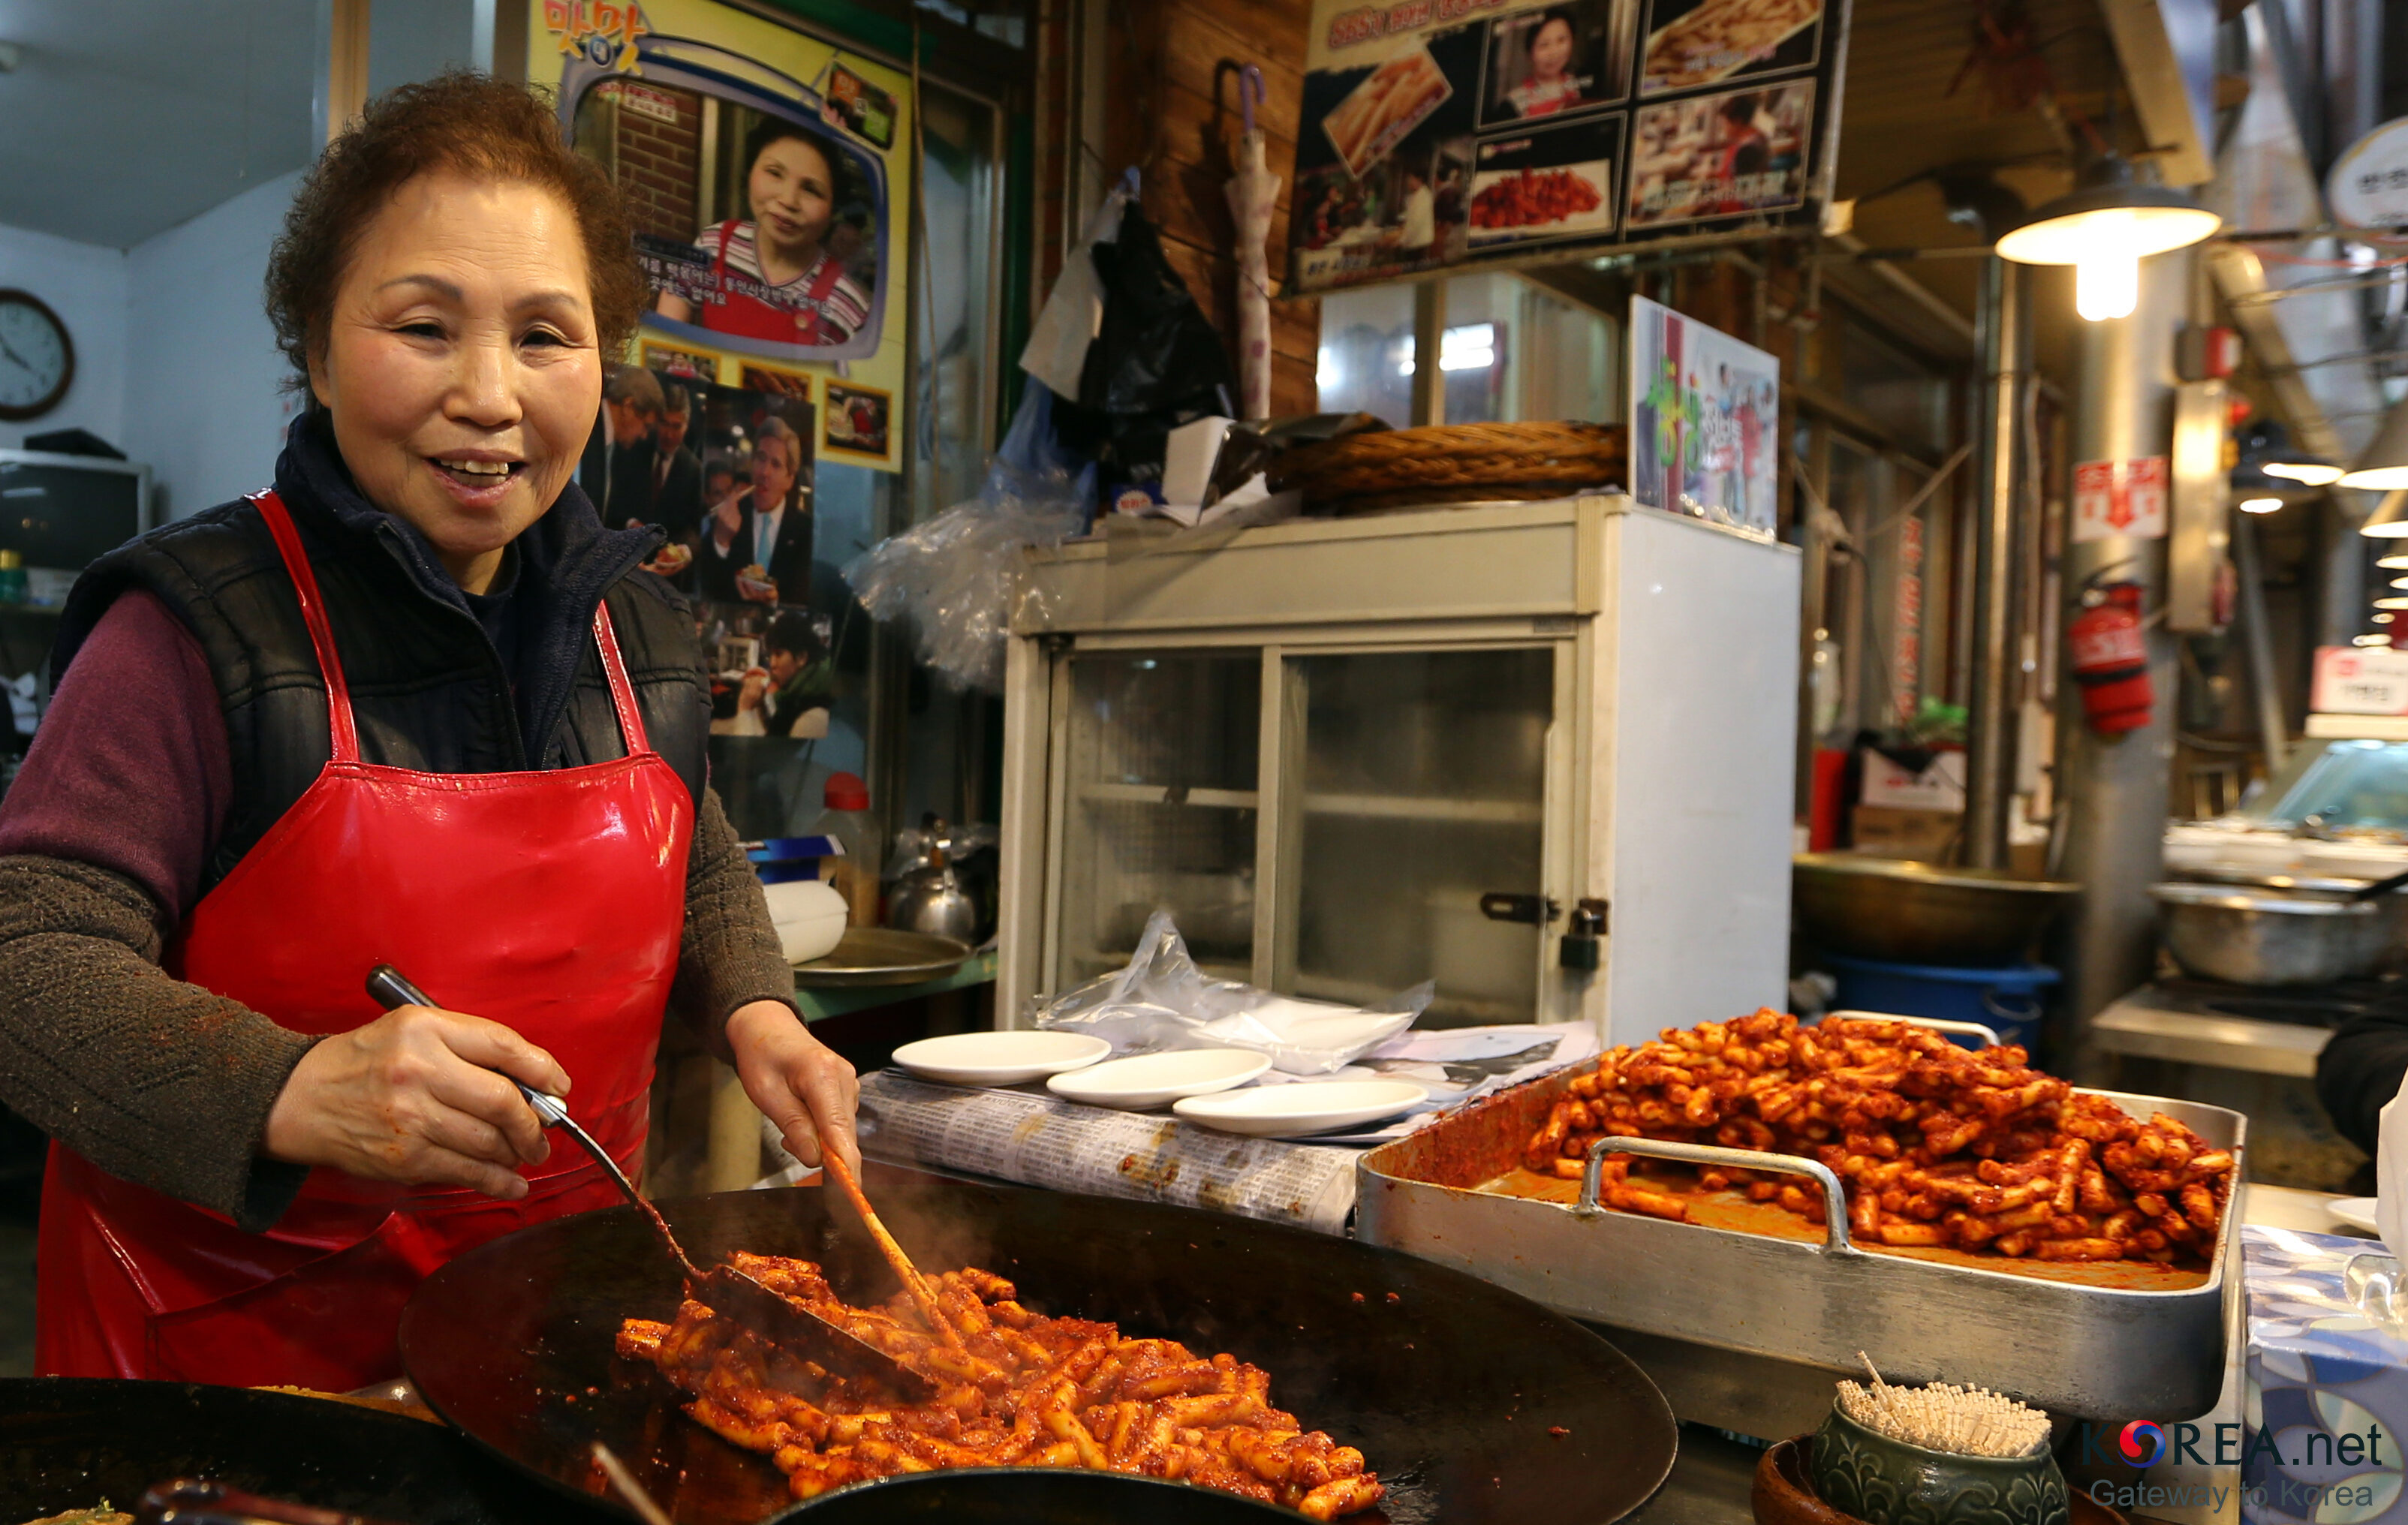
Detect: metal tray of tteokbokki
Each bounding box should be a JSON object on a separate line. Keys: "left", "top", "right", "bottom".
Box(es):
{"left": 1354, "top": 1009, "right": 2244, "bottom": 1425}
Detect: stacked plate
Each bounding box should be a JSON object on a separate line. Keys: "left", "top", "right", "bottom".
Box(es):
{"left": 890, "top": 1033, "right": 1425, "bottom": 1138}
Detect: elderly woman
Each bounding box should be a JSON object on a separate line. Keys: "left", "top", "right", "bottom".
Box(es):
{"left": 0, "top": 73, "right": 859, "bottom": 1388}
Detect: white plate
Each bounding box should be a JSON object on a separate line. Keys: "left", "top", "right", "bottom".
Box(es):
{"left": 892, "top": 1031, "right": 1111, "bottom": 1087}
{"left": 1045, "top": 1048, "right": 1273, "bottom": 1111}
{"left": 2331, "top": 1196, "right": 2380, "bottom": 1234}
{"left": 1172, "top": 1078, "right": 1428, "bottom": 1137}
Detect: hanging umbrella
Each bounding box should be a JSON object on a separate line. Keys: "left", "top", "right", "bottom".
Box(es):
{"left": 1223, "top": 65, "right": 1280, "bottom": 422}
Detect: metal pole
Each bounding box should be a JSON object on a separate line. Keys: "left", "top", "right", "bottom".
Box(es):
{"left": 1965, "top": 257, "right": 2023, "bottom": 869}
{"left": 2229, "top": 514, "right": 2289, "bottom": 776}
{"left": 1411, "top": 278, "right": 1446, "bottom": 428}
{"left": 2059, "top": 251, "right": 2188, "bottom": 1070}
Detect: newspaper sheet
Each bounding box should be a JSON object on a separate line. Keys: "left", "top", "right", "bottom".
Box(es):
{"left": 856, "top": 1072, "right": 1362, "bottom": 1235}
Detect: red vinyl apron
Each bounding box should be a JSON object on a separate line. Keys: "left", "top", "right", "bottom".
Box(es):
{"left": 703, "top": 221, "right": 851, "bottom": 345}
{"left": 35, "top": 490, "right": 695, "bottom": 1387}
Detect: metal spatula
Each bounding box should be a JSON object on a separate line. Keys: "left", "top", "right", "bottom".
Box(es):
{"left": 364, "top": 964, "right": 932, "bottom": 1397}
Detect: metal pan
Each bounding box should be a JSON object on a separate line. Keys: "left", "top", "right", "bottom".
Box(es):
{"left": 399, "top": 1176, "right": 1678, "bottom": 1524}
{"left": 1357, "top": 1069, "right": 2245, "bottom": 1432}
{"left": 792, "top": 928, "right": 971, "bottom": 987}
{"left": 0, "top": 1377, "right": 605, "bottom": 1523}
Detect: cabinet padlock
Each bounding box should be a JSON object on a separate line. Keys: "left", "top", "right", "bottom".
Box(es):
{"left": 1559, "top": 899, "right": 1609, "bottom": 972}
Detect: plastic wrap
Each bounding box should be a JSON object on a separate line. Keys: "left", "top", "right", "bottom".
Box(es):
{"left": 1031, "top": 910, "right": 1431, "bottom": 1075}
{"left": 843, "top": 388, "right": 1088, "bottom": 692}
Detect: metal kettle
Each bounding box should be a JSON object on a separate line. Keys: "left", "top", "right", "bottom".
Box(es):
{"left": 886, "top": 842, "right": 983, "bottom": 944}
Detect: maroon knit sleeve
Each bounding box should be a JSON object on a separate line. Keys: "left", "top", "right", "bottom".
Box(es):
{"left": 0, "top": 589, "right": 230, "bottom": 930}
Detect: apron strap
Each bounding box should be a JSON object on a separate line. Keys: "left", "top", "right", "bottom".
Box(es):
{"left": 249, "top": 491, "right": 361, "bottom": 766}
{"left": 589, "top": 601, "right": 651, "bottom": 755}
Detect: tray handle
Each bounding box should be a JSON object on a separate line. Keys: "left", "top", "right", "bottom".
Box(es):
{"left": 1824, "top": 1008, "right": 2002, "bottom": 1049}
{"left": 1578, "top": 1135, "right": 1856, "bottom": 1253}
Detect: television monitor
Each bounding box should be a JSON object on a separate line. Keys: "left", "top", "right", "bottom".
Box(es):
{"left": 0, "top": 450, "right": 155, "bottom": 591}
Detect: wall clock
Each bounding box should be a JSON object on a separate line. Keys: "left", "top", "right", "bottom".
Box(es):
{"left": 0, "top": 289, "right": 74, "bottom": 423}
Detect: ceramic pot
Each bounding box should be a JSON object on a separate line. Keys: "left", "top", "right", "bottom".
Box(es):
{"left": 1809, "top": 1403, "right": 2069, "bottom": 1525}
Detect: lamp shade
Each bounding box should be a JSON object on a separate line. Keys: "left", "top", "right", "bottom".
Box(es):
{"left": 1992, "top": 155, "right": 2223, "bottom": 266}
{"left": 2242, "top": 418, "right": 2344, "bottom": 485}
{"left": 2362, "top": 489, "right": 2408, "bottom": 537}
{"left": 2341, "top": 399, "right": 2408, "bottom": 491}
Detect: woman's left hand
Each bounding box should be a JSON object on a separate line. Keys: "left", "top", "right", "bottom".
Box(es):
{"left": 726, "top": 1000, "right": 860, "bottom": 1178}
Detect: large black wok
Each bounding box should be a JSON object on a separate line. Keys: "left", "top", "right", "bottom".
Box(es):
{"left": 0, "top": 1377, "right": 607, "bottom": 1521}
{"left": 400, "top": 1178, "right": 1677, "bottom": 1524}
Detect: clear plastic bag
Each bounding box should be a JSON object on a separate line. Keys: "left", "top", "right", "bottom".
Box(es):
{"left": 843, "top": 388, "right": 1089, "bottom": 693}
{"left": 1031, "top": 910, "right": 1431, "bottom": 1075}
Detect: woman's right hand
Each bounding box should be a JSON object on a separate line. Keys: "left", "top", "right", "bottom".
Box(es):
{"left": 261, "top": 1005, "right": 571, "bottom": 1200}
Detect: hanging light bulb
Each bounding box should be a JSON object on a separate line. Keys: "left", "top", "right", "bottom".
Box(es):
{"left": 2072, "top": 219, "right": 2142, "bottom": 321}
{"left": 1994, "top": 155, "right": 2220, "bottom": 323}
{"left": 2379, "top": 597, "right": 2408, "bottom": 609}
{"left": 2380, "top": 554, "right": 2408, "bottom": 570}
{"left": 2239, "top": 497, "right": 2283, "bottom": 513}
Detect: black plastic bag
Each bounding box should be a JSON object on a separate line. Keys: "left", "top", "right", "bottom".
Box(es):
{"left": 1055, "top": 201, "right": 1235, "bottom": 495}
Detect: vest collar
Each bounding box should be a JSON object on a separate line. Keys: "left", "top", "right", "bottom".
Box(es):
{"left": 270, "top": 411, "right": 666, "bottom": 760}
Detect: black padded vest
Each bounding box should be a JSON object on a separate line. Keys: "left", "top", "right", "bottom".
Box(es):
{"left": 51, "top": 465, "right": 711, "bottom": 901}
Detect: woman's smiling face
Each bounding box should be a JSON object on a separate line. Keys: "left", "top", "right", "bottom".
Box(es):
{"left": 748, "top": 134, "right": 837, "bottom": 260}
{"left": 1531, "top": 18, "right": 1575, "bottom": 78}
{"left": 309, "top": 170, "right": 599, "bottom": 591}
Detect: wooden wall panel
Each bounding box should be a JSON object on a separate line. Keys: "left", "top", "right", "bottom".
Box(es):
{"left": 1100, "top": 0, "right": 1320, "bottom": 417}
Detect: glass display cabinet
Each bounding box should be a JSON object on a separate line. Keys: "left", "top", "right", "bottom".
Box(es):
{"left": 996, "top": 497, "right": 1801, "bottom": 1043}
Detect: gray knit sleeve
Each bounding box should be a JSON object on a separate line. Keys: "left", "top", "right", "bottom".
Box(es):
{"left": 668, "top": 787, "right": 802, "bottom": 1059}
{"left": 0, "top": 853, "right": 315, "bottom": 1230}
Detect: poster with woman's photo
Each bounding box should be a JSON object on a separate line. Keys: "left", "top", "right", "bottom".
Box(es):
{"left": 535, "top": 0, "right": 911, "bottom": 472}
{"left": 1478, "top": 1, "right": 1638, "bottom": 126}
{"left": 1293, "top": 0, "right": 1847, "bottom": 290}
{"left": 1625, "top": 80, "right": 1814, "bottom": 227}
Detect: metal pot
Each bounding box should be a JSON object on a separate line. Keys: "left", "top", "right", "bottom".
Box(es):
{"left": 2150, "top": 880, "right": 2400, "bottom": 987}
{"left": 885, "top": 852, "right": 984, "bottom": 945}
{"left": 1792, "top": 853, "right": 2081, "bottom": 964}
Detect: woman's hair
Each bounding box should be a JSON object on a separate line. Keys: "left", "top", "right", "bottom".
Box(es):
{"left": 266, "top": 70, "right": 644, "bottom": 388}
{"left": 741, "top": 114, "right": 862, "bottom": 218}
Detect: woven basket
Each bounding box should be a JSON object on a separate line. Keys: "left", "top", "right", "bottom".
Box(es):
{"left": 1269, "top": 421, "right": 1628, "bottom": 515}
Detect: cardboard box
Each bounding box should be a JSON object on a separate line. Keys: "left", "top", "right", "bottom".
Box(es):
{"left": 2236, "top": 1226, "right": 2408, "bottom": 1522}
{"left": 1859, "top": 748, "right": 1968, "bottom": 812}
{"left": 1848, "top": 805, "right": 1961, "bottom": 861}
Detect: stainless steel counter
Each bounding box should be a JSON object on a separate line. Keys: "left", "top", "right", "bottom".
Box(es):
{"left": 2090, "top": 983, "right": 2331, "bottom": 1076}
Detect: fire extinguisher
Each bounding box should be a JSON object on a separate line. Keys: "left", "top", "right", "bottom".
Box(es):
{"left": 2069, "top": 581, "right": 2153, "bottom": 734}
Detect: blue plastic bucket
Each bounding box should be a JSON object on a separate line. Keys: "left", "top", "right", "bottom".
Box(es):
{"left": 1818, "top": 953, "right": 2058, "bottom": 1057}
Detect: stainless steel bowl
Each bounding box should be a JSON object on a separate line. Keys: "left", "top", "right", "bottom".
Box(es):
{"left": 2149, "top": 881, "right": 2397, "bottom": 988}
{"left": 1792, "top": 853, "right": 2081, "bottom": 964}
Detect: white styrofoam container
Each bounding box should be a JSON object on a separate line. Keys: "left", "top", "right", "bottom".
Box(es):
{"left": 762, "top": 878, "right": 848, "bottom": 964}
